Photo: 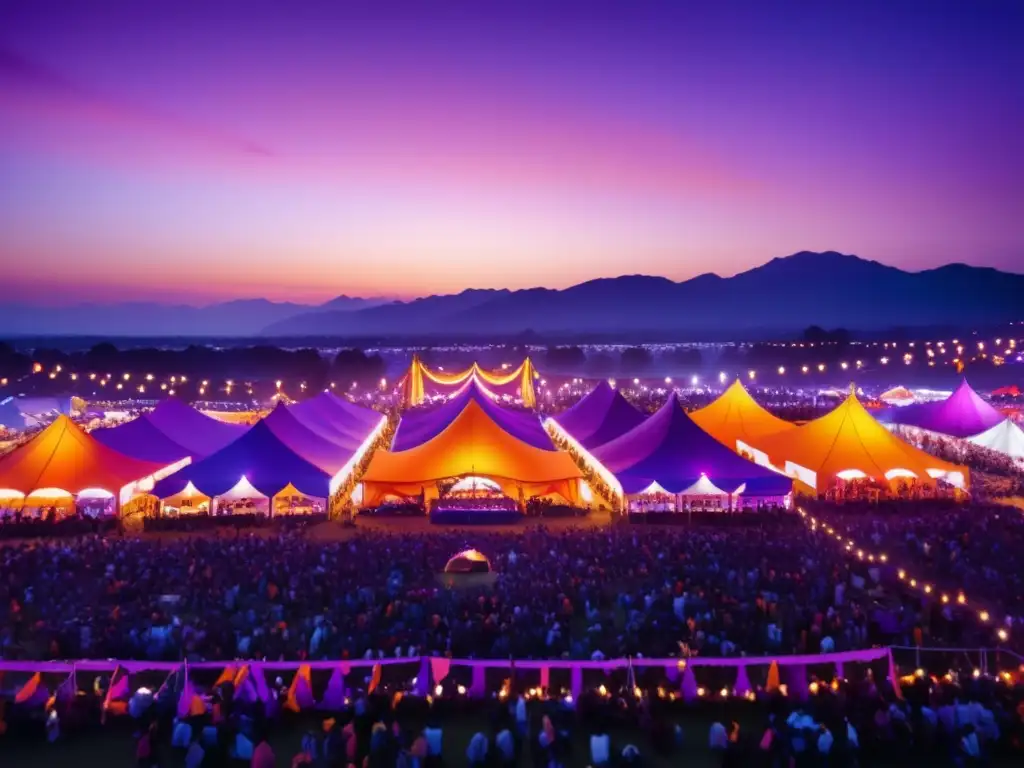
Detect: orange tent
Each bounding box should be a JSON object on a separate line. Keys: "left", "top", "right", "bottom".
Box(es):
{"left": 0, "top": 415, "right": 167, "bottom": 499}
{"left": 690, "top": 380, "right": 795, "bottom": 451}
{"left": 750, "top": 391, "right": 967, "bottom": 492}
{"left": 360, "top": 398, "right": 582, "bottom": 505}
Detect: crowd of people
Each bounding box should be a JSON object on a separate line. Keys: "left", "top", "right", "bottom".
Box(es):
{"left": 804, "top": 500, "right": 1024, "bottom": 645}
{"left": 0, "top": 515, "right": 1002, "bottom": 665}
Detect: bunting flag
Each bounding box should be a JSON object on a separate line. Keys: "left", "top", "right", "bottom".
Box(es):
{"left": 14, "top": 672, "right": 43, "bottom": 704}
{"left": 367, "top": 663, "right": 382, "bottom": 695}
{"left": 214, "top": 665, "right": 237, "bottom": 688}
{"left": 320, "top": 665, "right": 347, "bottom": 710}
{"left": 234, "top": 665, "right": 259, "bottom": 703}
{"left": 570, "top": 666, "right": 583, "bottom": 701}
{"left": 539, "top": 665, "right": 550, "bottom": 691}
{"left": 734, "top": 664, "right": 752, "bottom": 697}
{"left": 625, "top": 656, "right": 636, "bottom": 693}
{"left": 888, "top": 650, "right": 904, "bottom": 700}
{"left": 765, "top": 661, "right": 781, "bottom": 692}
{"left": 680, "top": 665, "right": 698, "bottom": 702}
{"left": 429, "top": 658, "right": 451, "bottom": 685}
{"left": 101, "top": 665, "right": 130, "bottom": 722}
{"left": 285, "top": 665, "right": 315, "bottom": 712}
{"left": 177, "top": 666, "right": 207, "bottom": 719}
{"left": 156, "top": 665, "right": 183, "bottom": 701}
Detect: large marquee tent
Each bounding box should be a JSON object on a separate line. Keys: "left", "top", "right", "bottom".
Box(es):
{"left": 401, "top": 356, "right": 538, "bottom": 408}
{"left": 690, "top": 380, "right": 795, "bottom": 452}
{"left": 592, "top": 393, "right": 792, "bottom": 497}
{"left": 552, "top": 380, "right": 647, "bottom": 449}
{"left": 360, "top": 398, "right": 583, "bottom": 507}
{"left": 393, "top": 378, "right": 552, "bottom": 451}
{"left": 877, "top": 379, "right": 1005, "bottom": 438}
{"left": 92, "top": 398, "right": 246, "bottom": 463}
{"left": 152, "top": 396, "right": 387, "bottom": 503}
{"left": 0, "top": 415, "right": 170, "bottom": 507}
{"left": 751, "top": 389, "right": 968, "bottom": 492}
{"left": 967, "top": 419, "right": 1024, "bottom": 461}
{"left": 152, "top": 420, "right": 333, "bottom": 501}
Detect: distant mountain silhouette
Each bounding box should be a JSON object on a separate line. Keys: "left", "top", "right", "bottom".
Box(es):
{"left": 2, "top": 252, "right": 1021, "bottom": 337}
{"left": 264, "top": 251, "right": 1024, "bottom": 337}
{"left": 0, "top": 295, "right": 386, "bottom": 336}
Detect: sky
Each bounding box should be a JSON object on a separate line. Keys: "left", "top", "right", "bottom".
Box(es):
{"left": 1, "top": 0, "right": 1021, "bottom": 306}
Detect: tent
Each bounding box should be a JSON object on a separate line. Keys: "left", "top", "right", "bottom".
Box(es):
{"left": 444, "top": 549, "right": 492, "bottom": 574}
{"left": 262, "top": 402, "right": 386, "bottom": 475}
{"left": 992, "top": 385, "right": 1021, "bottom": 398}
{"left": 553, "top": 381, "right": 647, "bottom": 449}
{"left": 92, "top": 399, "right": 245, "bottom": 463}
{"left": 393, "top": 378, "right": 552, "bottom": 451}
{"left": 752, "top": 390, "right": 968, "bottom": 491}
{"left": 289, "top": 391, "right": 383, "bottom": 444}
{"left": 151, "top": 420, "right": 333, "bottom": 500}
{"left": 0, "top": 415, "right": 167, "bottom": 501}
{"left": 877, "top": 379, "right": 1006, "bottom": 438}
{"left": 401, "top": 355, "right": 538, "bottom": 408}
{"left": 360, "top": 398, "right": 583, "bottom": 506}
{"left": 592, "top": 393, "right": 792, "bottom": 496}
{"left": 967, "top": 419, "right": 1024, "bottom": 461}
{"left": 689, "top": 380, "right": 795, "bottom": 452}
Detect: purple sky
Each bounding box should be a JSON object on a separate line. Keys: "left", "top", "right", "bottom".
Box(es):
{"left": 1, "top": 0, "right": 1021, "bottom": 305}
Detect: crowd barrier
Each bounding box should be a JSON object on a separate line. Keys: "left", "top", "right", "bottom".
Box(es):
{"left": 1, "top": 649, "right": 899, "bottom": 713}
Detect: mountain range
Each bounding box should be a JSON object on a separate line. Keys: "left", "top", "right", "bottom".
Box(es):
{"left": 3, "top": 252, "right": 1022, "bottom": 338}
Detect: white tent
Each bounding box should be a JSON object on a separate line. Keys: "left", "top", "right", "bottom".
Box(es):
{"left": 967, "top": 419, "right": 1024, "bottom": 461}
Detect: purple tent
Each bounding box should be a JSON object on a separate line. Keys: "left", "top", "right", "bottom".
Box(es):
{"left": 262, "top": 403, "right": 364, "bottom": 473}
{"left": 152, "top": 420, "right": 331, "bottom": 499}
{"left": 393, "top": 379, "right": 553, "bottom": 451}
{"left": 553, "top": 381, "right": 647, "bottom": 449}
{"left": 593, "top": 393, "right": 792, "bottom": 495}
{"left": 877, "top": 379, "right": 1005, "bottom": 438}
{"left": 290, "top": 392, "right": 381, "bottom": 444}
{"left": 92, "top": 398, "right": 246, "bottom": 462}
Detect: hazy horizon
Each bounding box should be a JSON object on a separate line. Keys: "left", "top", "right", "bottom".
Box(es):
{"left": 2, "top": 1, "right": 1022, "bottom": 305}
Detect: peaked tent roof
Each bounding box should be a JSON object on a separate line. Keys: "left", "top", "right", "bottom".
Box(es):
{"left": 363, "top": 399, "right": 581, "bottom": 487}
{"left": 967, "top": 419, "right": 1024, "bottom": 460}
{"left": 289, "top": 392, "right": 381, "bottom": 443}
{"left": 753, "top": 391, "right": 967, "bottom": 487}
{"left": 93, "top": 399, "right": 247, "bottom": 463}
{"left": 0, "top": 415, "right": 166, "bottom": 495}
{"left": 393, "top": 378, "right": 553, "bottom": 451}
{"left": 690, "top": 380, "right": 795, "bottom": 451}
{"left": 592, "top": 393, "right": 791, "bottom": 495}
{"left": 262, "top": 403, "right": 364, "bottom": 472}
{"left": 877, "top": 379, "right": 1005, "bottom": 438}
{"left": 553, "top": 381, "right": 647, "bottom": 449}
{"left": 152, "top": 420, "right": 332, "bottom": 499}
{"left": 91, "top": 414, "right": 195, "bottom": 464}
{"left": 143, "top": 398, "right": 247, "bottom": 454}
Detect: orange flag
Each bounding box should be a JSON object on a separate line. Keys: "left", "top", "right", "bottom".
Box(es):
{"left": 765, "top": 661, "right": 781, "bottom": 693}
{"left": 285, "top": 665, "right": 314, "bottom": 712}
{"left": 214, "top": 665, "right": 237, "bottom": 688}
{"left": 15, "top": 672, "right": 42, "bottom": 704}
{"left": 368, "top": 664, "right": 382, "bottom": 694}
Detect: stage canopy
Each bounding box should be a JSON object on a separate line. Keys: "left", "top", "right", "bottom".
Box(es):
{"left": 152, "top": 420, "right": 333, "bottom": 500}
{"left": 92, "top": 398, "right": 246, "bottom": 463}
{"left": 401, "top": 355, "right": 538, "bottom": 408}
{"left": 393, "top": 378, "right": 553, "bottom": 451}
{"left": 0, "top": 415, "right": 167, "bottom": 500}
{"left": 592, "top": 393, "right": 792, "bottom": 496}
{"left": 752, "top": 389, "right": 968, "bottom": 491}
{"left": 877, "top": 379, "right": 1005, "bottom": 438}
{"left": 879, "top": 386, "right": 915, "bottom": 404}
{"left": 690, "top": 380, "right": 795, "bottom": 452}
{"left": 553, "top": 381, "right": 647, "bottom": 449}
{"left": 967, "top": 419, "right": 1024, "bottom": 461}
{"left": 360, "top": 398, "right": 583, "bottom": 506}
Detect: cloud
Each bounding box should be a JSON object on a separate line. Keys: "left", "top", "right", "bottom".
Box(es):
{"left": 0, "top": 47, "right": 275, "bottom": 160}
